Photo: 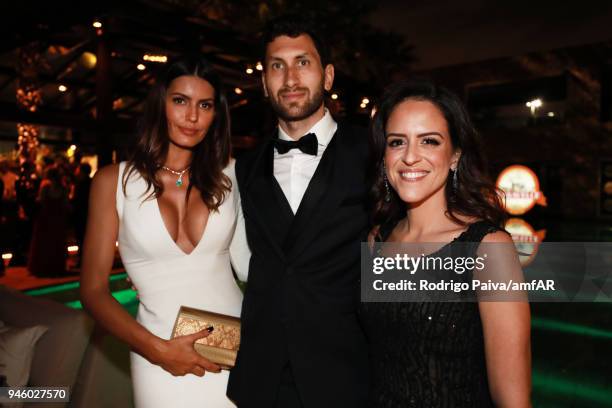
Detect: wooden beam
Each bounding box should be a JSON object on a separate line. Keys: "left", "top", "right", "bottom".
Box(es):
{"left": 96, "top": 32, "right": 114, "bottom": 165}
{"left": 0, "top": 102, "right": 134, "bottom": 132}
{"left": 53, "top": 40, "right": 94, "bottom": 79}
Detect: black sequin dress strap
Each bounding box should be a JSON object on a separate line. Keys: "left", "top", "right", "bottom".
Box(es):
{"left": 455, "top": 220, "right": 504, "bottom": 243}
{"left": 452, "top": 220, "right": 506, "bottom": 259}
{"left": 377, "top": 219, "right": 503, "bottom": 243}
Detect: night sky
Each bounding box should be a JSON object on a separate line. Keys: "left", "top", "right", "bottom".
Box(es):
{"left": 369, "top": 0, "right": 612, "bottom": 70}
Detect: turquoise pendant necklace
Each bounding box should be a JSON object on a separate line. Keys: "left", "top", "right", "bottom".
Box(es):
{"left": 161, "top": 165, "right": 190, "bottom": 187}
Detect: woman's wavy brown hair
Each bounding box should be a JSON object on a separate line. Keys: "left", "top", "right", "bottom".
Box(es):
{"left": 369, "top": 80, "right": 506, "bottom": 229}
{"left": 123, "top": 56, "right": 231, "bottom": 210}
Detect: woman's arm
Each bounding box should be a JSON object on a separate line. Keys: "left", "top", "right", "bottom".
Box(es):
{"left": 79, "top": 164, "right": 220, "bottom": 376}
{"left": 478, "top": 231, "right": 532, "bottom": 407}
{"left": 229, "top": 176, "right": 250, "bottom": 282}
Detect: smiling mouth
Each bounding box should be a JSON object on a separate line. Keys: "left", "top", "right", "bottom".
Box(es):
{"left": 399, "top": 171, "right": 429, "bottom": 181}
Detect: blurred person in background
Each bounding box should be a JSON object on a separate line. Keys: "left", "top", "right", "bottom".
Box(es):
{"left": 71, "top": 162, "right": 92, "bottom": 264}
{"left": 0, "top": 160, "right": 18, "bottom": 202}
{"left": 27, "top": 165, "right": 70, "bottom": 277}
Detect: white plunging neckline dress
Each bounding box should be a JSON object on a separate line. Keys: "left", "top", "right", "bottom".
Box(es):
{"left": 116, "top": 160, "right": 249, "bottom": 407}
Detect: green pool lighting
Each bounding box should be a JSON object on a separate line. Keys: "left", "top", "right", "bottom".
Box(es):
{"left": 64, "top": 288, "right": 138, "bottom": 310}
{"left": 533, "top": 370, "right": 612, "bottom": 405}
{"left": 24, "top": 273, "right": 127, "bottom": 296}
{"left": 532, "top": 317, "right": 612, "bottom": 340}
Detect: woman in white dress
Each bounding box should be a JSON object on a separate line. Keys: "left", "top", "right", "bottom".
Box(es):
{"left": 80, "top": 56, "right": 249, "bottom": 407}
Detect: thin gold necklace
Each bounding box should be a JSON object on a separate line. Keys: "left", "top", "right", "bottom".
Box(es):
{"left": 161, "top": 165, "right": 190, "bottom": 187}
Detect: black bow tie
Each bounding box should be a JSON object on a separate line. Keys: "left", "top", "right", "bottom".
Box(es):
{"left": 274, "top": 132, "right": 318, "bottom": 156}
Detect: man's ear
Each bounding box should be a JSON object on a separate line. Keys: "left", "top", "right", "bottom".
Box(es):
{"left": 323, "top": 64, "right": 334, "bottom": 92}
{"left": 261, "top": 73, "right": 268, "bottom": 98}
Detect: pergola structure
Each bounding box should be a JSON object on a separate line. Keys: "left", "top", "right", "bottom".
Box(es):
{"left": 0, "top": 1, "right": 283, "bottom": 165}
{"left": 1, "top": 2, "right": 377, "bottom": 165}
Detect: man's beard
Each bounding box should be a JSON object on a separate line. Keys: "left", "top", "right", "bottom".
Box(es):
{"left": 269, "top": 82, "right": 325, "bottom": 122}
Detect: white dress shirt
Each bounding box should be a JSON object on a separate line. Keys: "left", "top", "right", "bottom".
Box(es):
{"left": 273, "top": 109, "right": 338, "bottom": 213}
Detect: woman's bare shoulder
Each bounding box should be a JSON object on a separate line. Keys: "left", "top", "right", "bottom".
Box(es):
{"left": 482, "top": 229, "right": 513, "bottom": 244}
{"left": 91, "top": 163, "right": 121, "bottom": 193}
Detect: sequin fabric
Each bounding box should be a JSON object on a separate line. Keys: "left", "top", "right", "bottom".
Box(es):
{"left": 360, "top": 221, "right": 500, "bottom": 408}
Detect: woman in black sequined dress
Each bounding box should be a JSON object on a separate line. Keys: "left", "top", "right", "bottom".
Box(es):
{"left": 361, "top": 81, "right": 531, "bottom": 407}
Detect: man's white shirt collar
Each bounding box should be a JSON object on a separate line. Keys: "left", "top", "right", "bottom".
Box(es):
{"left": 277, "top": 109, "right": 337, "bottom": 149}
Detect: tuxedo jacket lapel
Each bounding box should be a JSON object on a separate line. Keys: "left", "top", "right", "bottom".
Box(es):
{"left": 284, "top": 128, "right": 348, "bottom": 259}
{"left": 244, "top": 138, "right": 293, "bottom": 259}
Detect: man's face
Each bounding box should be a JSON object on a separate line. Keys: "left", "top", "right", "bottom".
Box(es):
{"left": 262, "top": 34, "right": 334, "bottom": 122}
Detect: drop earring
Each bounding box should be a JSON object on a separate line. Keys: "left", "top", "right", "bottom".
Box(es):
{"left": 452, "top": 155, "right": 461, "bottom": 191}
{"left": 383, "top": 161, "right": 392, "bottom": 203}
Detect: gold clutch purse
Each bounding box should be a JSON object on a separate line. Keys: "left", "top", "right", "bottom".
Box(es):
{"left": 171, "top": 306, "right": 241, "bottom": 370}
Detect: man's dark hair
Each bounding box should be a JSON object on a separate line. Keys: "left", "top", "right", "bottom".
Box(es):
{"left": 261, "top": 14, "right": 330, "bottom": 68}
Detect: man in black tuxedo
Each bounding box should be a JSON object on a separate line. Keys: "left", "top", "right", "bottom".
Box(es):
{"left": 228, "top": 15, "right": 369, "bottom": 408}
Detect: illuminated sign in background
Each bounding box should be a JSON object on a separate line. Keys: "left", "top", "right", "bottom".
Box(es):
{"left": 504, "top": 218, "right": 546, "bottom": 266}
{"left": 497, "top": 165, "right": 548, "bottom": 265}
{"left": 497, "top": 165, "right": 547, "bottom": 215}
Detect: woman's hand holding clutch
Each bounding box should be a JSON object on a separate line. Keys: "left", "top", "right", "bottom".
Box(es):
{"left": 149, "top": 328, "right": 221, "bottom": 376}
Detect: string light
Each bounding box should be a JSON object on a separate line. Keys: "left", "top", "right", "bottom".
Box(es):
{"left": 1, "top": 253, "right": 12, "bottom": 268}
{"left": 234, "top": 88, "right": 243, "bottom": 95}
{"left": 16, "top": 45, "right": 42, "bottom": 191}
{"left": 143, "top": 54, "right": 168, "bottom": 63}
{"left": 81, "top": 52, "right": 97, "bottom": 69}
{"left": 525, "top": 98, "right": 543, "bottom": 115}
{"left": 255, "top": 62, "right": 263, "bottom": 71}
{"left": 137, "top": 64, "right": 146, "bottom": 71}
{"left": 331, "top": 93, "right": 338, "bottom": 100}
{"left": 92, "top": 21, "right": 102, "bottom": 28}
{"left": 245, "top": 67, "right": 254, "bottom": 74}
{"left": 58, "top": 84, "right": 67, "bottom": 92}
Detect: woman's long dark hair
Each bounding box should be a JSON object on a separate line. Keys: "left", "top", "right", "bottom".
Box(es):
{"left": 369, "top": 80, "right": 506, "bottom": 228}
{"left": 123, "top": 56, "right": 231, "bottom": 211}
